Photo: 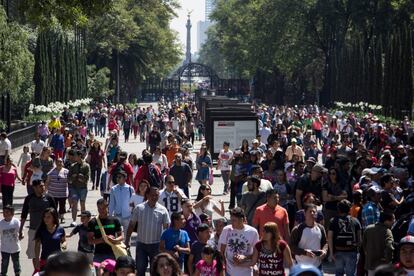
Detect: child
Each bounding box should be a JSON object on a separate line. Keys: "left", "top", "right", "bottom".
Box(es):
{"left": 195, "top": 245, "right": 224, "bottom": 276}
{"left": 66, "top": 211, "right": 94, "bottom": 263}
{"left": 17, "top": 146, "right": 30, "bottom": 176}
{"left": 0, "top": 205, "right": 21, "bottom": 276}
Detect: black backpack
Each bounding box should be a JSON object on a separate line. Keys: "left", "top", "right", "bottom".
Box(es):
{"left": 333, "top": 216, "right": 357, "bottom": 247}
{"left": 148, "top": 164, "right": 162, "bottom": 188}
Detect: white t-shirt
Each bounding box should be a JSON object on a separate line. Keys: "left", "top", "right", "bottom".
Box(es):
{"left": 218, "top": 150, "right": 233, "bottom": 171}
{"left": 158, "top": 188, "right": 187, "bottom": 215}
{"left": 195, "top": 199, "right": 219, "bottom": 218}
{"left": 218, "top": 224, "right": 259, "bottom": 276}
{"left": 129, "top": 194, "right": 144, "bottom": 212}
{"left": 242, "top": 179, "right": 273, "bottom": 194}
{"left": 0, "top": 138, "right": 11, "bottom": 156}
{"left": 30, "top": 170, "right": 43, "bottom": 185}
{"left": 259, "top": 127, "right": 271, "bottom": 144}
{"left": 171, "top": 118, "right": 180, "bottom": 131}
{"left": 31, "top": 140, "right": 45, "bottom": 154}
{"left": 0, "top": 218, "right": 21, "bottom": 253}
{"left": 295, "top": 225, "right": 322, "bottom": 267}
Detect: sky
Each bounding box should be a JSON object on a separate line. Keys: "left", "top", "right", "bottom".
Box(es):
{"left": 170, "top": 0, "right": 205, "bottom": 54}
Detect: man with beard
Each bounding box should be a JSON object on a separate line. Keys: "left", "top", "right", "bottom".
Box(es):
{"left": 240, "top": 176, "right": 266, "bottom": 225}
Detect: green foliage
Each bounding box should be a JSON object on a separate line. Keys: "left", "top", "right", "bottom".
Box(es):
{"left": 20, "top": 0, "right": 113, "bottom": 29}
{"left": 0, "top": 7, "right": 34, "bottom": 103}
{"left": 87, "top": 65, "right": 113, "bottom": 100}
{"left": 86, "top": 0, "right": 182, "bottom": 102}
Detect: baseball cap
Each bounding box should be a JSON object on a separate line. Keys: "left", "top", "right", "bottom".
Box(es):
{"left": 291, "top": 138, "right": 297, "bottom": 143}
{"left": 368, "top": 185, "right": 383, "bottom": 194}
{"left": 399, "top": 235, "right": 414, "bottom": 246}
{"left": 289, "top": 264, "right": 322, "bottom": 276}
{"left": 252, "top": 139, "right": 259, "bottom": 144}
{"left": 306, "top": 157, "right": 317, "bottom": 164}
{"left": 362, "top": 168, "right": 378, "bottom": 176}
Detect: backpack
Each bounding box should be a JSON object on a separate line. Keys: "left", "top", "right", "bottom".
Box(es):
{"left": 333, "top": 216, "right": 357, "bottom": 248}
{"left": 148, "top": 164, "right": 162, "bottom": 188}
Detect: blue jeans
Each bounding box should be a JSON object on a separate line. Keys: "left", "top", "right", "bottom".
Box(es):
{"left": 136, "top": 242, "right": 159, "bottom": 276}
{"left": 334, "top": 251, "right": 358, "bottom": 276}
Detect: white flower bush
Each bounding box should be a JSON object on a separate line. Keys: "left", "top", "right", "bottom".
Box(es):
{"left": 334, "top": 101, "right": 382, "bottom": 111}
{"left": 30, "top": 98, "right": 92, "bottom": 115}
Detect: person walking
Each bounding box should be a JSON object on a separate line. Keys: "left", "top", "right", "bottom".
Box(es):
{"left": 19, "top": 180, "right": 56, "bottom": 270}
{"left": 68, "top": 150, "right": 90, "bottom": 227}
{"left": 217, "top": 142, "right": 233, "bottom": 195}
{"left": 218, "top": 207, "right": 259, "bottom": 276}
{"left": 159, "top": 175, "right": 187, "bottom": 215}
{"left": 290, "top": 204, "right": 328, "bottom": 268}
{"left": 87, "top": 141, "right": 105, "bottom": 190}
{"left": 239, "top": 176, "right": 266, "bottom": 225}
{"left": 0, "top": 156, "right": 21, "bottom": 206}
{"left": 87, "top": 198, "right": 123, "bottom": 263}
{"left": 34, "top": 208, "right": 66, "bottom": 272}
{"left": 363, "top": 212, "right": 395, "bottom": 276}
{"left": 108, "top": 170, "right": 135, "bottom": 238}
{"left": 169, "top": 153, "right": 193, "bottom": 198}
{"left": 328, "top": 200, "right": 362, "bottom": 276}
{"left": 125, "top": 186, "right": 170, "bottom": 275}
{"left": 0, "top": 205, "right": 21, "bottom": 276}
{"left": 45, "top": 158, "right": 69, "bottom": 223}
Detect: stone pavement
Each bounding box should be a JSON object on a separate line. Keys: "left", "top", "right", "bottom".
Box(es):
{"left": 6, "top": 102, "right": 334, "bottom": 275}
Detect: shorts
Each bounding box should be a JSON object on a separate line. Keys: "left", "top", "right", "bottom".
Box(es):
{"left": 314, "top": 129, "right": 322, "bottom": 139}
{"left": 26, "top": 229, "right": 37, "bottom": 259}
{"left": 69, "top": 187, "right": 88, "bottom": 202}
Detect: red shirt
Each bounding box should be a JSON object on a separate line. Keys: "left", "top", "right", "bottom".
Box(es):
{"left": 253, "top": 204, "right": 289, "bottom": 241}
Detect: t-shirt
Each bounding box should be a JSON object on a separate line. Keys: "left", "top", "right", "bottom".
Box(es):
{"left": 0, "top": 218, "right": 20, "bottom": 253}
{"left": 190, "top": 241, "right": 207, "bottom": 269}
{"left": 71, "top": 223, "right": 94, "bottom": 253}
{"left": 196, "top": 259, "right": 220, "bottom": 276}
{"left": 159, "top": 188, "right": 187, "bottom": 215}
{"left": 240, "top": 192, "right": 266, "bottom": 225}
{"left": 35, "top": 226, "right": 65, "bottom": 260}
{"left": 21, "top": 194, "right": 56, "bottom": 230}
{"left": 218, "top": 224, "right": 259, "bottom": 275}
{"left": 160, "top": 228, "right": 190, "bottom": 266}
{"left": 252, "top": 204, "right": 289, "bottom": 241}
{"left": 219, "top": 150, "right": 233, "bottom": 171}
{"left": 184, "top": 213, "right": 201, "bottom": 244}
{"left": 295, "top": 225, "right": 322, "bottom": 267}
{"left": 255, "top": 240, "right": 287, "bottom": 276}
{"left": 88, "top": 216, "right": 122, "bottom": 255}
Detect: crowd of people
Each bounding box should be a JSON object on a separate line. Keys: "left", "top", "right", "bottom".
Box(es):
{"left": 0, "top": 99, "right": 413, "bottom": 276}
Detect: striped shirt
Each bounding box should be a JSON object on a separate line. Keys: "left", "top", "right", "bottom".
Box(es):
{"left": 131, "top": 202, "right": 170, "bottom": 244}
{"left": 47, "top": 168, "right": 69, "bottom": 198}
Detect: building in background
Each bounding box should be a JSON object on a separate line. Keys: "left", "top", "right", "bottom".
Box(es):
{"left": 196, "top": 0, "right": 216, "bottom": 53}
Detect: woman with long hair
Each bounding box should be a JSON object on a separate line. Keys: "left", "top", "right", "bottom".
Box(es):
{"left": 129, "top": 179, "right": 150, "bottom": 210}
{"left": 128, "top": 153, "right": 140, "bottom": 179}
{"left": 240, "top": 139, "right": 250, "bottom": 153}
{"left": 246, "top": 222, "right": 293, "bottom": 276}
{"left": 153, "top": 146, "right": 169, "bottom": 173}
{"left": 150, "top": 252, "right": 183, "bottom": 276}
{"left": 322, "top": 167, "right": 348, "bottom": 228}
{"left": 194, "top": 184, "right": 225, "bottom": 218}
{"left": 195, "top": 146, "right": 212, "bottom": 185}
{"left": 87, "top": 141, "right": 105, "bottom": 190}
{"left": 34, "top": 208, "right": 66, "bottom": 271}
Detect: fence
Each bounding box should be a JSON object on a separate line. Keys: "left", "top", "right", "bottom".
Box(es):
{"left": 8, "top": 124, "right": 36, "bottom": 150}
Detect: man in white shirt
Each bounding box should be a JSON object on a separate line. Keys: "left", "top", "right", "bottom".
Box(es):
{"left": 0, "top": 132, "right": 11, "bottom": 165}
{"left": 259, "top": 123, "right": 271, "bottom": 146}
{"left": 31, "top": 135, "right": 45, "bottom": 155}
{"left": 219, "top": 207, "right": 259, "bottom": 275}
{"left": 159, "top": 175, "right": 187, "bottom": 215}
{"left": 242, "top": 166, "right": 273, "bottom": 194}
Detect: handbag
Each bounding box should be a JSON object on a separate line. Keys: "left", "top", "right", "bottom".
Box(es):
{"left": 96, "top": 216, "right": 128, "bottom": 259}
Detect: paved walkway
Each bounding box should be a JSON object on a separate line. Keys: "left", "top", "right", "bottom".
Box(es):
{"left": 5, "top": 102, "right": 229, "bottom": 275}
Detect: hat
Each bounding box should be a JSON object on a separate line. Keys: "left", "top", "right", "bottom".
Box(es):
{"left": 362, "top": 168, "right": 378, "bottom": 176}
{"left": 399, "top": 235, "right": 414, "bottom": 245}
{"left": 312, "top": 164, "right": 327, "bottom": 173}
{"left": 289, "top": 264, "right": 322, "bottom": 276}
{"left": 398, "top": 145, "right": 405, "bottom": 150}
{"left": 93, "top": 259, "right": 116, "bottom": 273}
{"left": 291, "top": 138, "right": 297, "bottom": 143}
{"left": 368, "top": 185, "right": 383, "bottom": 194}
{"left": 252, "top": 139, "right": 259, "bottom": 144}
{"left": 306, "top": 157, "right": 317, "bottom": 164}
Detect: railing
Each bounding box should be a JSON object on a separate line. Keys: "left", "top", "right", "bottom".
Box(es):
{"left": 9, "top": 124, "right": 36, "bottom": 150}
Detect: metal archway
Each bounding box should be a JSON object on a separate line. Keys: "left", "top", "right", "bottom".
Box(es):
{"left": 171, "top": 62, "right": 220, "bottom": 90}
